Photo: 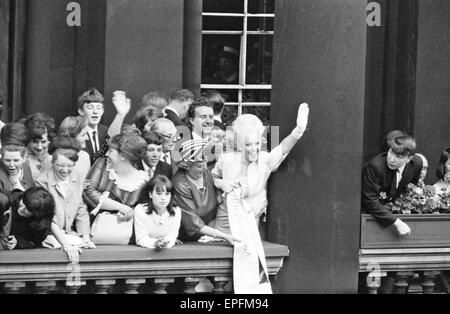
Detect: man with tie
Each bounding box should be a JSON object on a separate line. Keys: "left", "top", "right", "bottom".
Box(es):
{"left": 361, "top": 132, "right": 422, "bottom": 236}
{"left": 163, "top": 89, "right": 194, "bottom": 127}
{"left": 77, "top": 88, "right": 108, "bottom": 164}
{"left": 141, "top": 130, "right": 172, "bottom": 180}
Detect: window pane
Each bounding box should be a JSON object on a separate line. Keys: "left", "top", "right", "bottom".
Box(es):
{"left": 243, "top": 89, "right": 271, "bottom": 103}
{"left": 203, "top": 0, "right": 244, "bottom": 13}
{"left": 242, "top": 105, "right": 271, "bottom": 126}
{"left": 248, "top": 17, "right": 274, "bottom": 32}
{"left": 248, "top": 0, "right": 275, "bottom": 14}
{"left": 202, "top": 35, "right": 240, "bottom": 84}
{"left": 222, "top": 105, "right": 239, "bottom": 126}
{"left": 201, "top": 88, "right": 239, "bottom": 103}
{"left": 246, "top": 36, "right": 273, "bottom": 84}
{"left": 203, "top": 16, "right": 243, "bottom": 31}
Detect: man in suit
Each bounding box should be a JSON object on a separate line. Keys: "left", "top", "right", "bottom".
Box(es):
{"left": 77, "top": 88, "right": 108, "bottom": 164}
{"left": 148, "top": 118, "right": 180, "bottom": 176}
{"left": 141, "top": 130, "right": 172, "bottom": 180}
{"left": 201, "top": 90, "right": 226, "bottom": 131}
{"left": 163, "top": 89, "right": 194, "bottom": 127}
{"left": 361, "top": 132, "right": 422, "bottom": 236}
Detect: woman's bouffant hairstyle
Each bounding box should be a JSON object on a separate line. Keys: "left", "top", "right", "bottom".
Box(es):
{"left": 145, "top": 175, "right": 175, "bottom": 216}
{"left": 133, "top": 107, "right": 164, "bottom": 133}
{"left": 48, "top": 135, "right": 80, "bottom": 163}
{"left": 141, "top": 91, "right": 168, "bottom": 110}
{"left": 232, "top": 114, "right": 267, "bottom": 151}
{"left": 24, "top": 112, "right": 57, "bottom": 142}
{"left": 141, "top": 130, "right": 163, "bottom": 146}
{"left": 77, "top": 87, "right": 104, "bottom": 110}
{"left": 436, "top": 148, "right": 450, "bottom": 180}
{"left": 12, "top": 187, "right": 55, "bottom": 231}
{"left": 58, "top": 116, "right": 87, "bottom": 138}
{"left": 0, "top": 122, "right": 29, "bottom": 147}
{"left": 108, "top": 133, "right": 147, "bottom": 166}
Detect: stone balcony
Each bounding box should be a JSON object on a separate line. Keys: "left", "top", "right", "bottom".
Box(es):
{"left": 0, "top": 241, "right": 289, "bottom": 294}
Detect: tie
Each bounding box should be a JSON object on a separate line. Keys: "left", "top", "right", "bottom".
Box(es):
{"left": 396, "top": 169, "right": 402, "bottom": 189}
{"left": 148, "top": 167, "right": 155, "bottom": 179}
{"left": 92, "top": 131, "right": 98, "bottom": 153}
{"left": 390, "top": 169, "right": 398, "bottom": 196}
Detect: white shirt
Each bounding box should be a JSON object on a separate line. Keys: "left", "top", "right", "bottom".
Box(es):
{"left": 214, "top": 115, "right": 222, "bottom": 123}
{"left": 163, "top": 106, "right": 180, "bottom": 118}
{"left": 192, "top": 131, "right": 209, "bottom": 141}
{"left": 134, "top": 204, "right": 181, "bottom": 249}
{"left": 396, "top": 164, "right": 406, "bottom": 189}
{"left": 142, "top": 160, "right": 156, "bottom": 178}
{"left": 160, "top": 152, "right": 172, "bottom": 165}
{"left": 87, "top": 126, "right": 100, "bottom": 153}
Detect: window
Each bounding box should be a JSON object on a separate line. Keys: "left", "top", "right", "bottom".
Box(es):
{"left": 201, "top": 0, "right": 274, "bottom": 126}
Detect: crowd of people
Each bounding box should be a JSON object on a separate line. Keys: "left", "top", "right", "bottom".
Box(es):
{"left": 0, "top": 86, "right": 310, "bottom": 273}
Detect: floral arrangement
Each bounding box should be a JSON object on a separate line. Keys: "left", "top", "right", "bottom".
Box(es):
{"left": 383, "top": 181, "right": 450, "bottom": 214}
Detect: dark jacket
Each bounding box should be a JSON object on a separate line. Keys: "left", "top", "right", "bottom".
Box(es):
{"left": 164, "top": 108, "right": 186, "bottom": 127}
{"left": 82, "top": 123, "right": 108, "bottom": 164}
{"left": 361, "top": 152, "right": 422, "bottom": 227}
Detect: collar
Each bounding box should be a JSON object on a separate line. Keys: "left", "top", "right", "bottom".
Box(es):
{"left": 397, "top": 164, "right": 406, "bottom": 176}
{"left": 165, "top": 106, "right": 180, "bottom": 117}
{"left": 142, "top": 160, "right": 157, "bottom": 172}
{"left": 192, "top": 132, "right": 209, "bottom": 141}
{"left": 151, "top": 210, "right": 170, "bottom": 219}
{"left": 214, "top": 115, "right": 222, "bottom": 123}
{"left": 48, "top": 168, "right": 77, "bottom": 186}
{"left": 87, "top": 125, "right": 98, "bottom": 134}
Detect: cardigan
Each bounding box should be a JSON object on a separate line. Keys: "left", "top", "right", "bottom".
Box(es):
{"left": 36, "top": 168, "right": 90, "bottom": 236}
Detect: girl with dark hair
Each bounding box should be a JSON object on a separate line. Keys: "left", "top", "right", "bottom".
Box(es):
{"left": 134, "top": 175, "right": 181, "bottom": 249}
{"left": 0, "top": 187, "right": 81, "bottom": 262}
{"left": 24, "top": 113, "right": 57, "bottom": 180}
{"left": 37, "top": 135, "right": 96, "bottom": 250}
{"left": 433, "top": 148, "right": 450, "bottom": 195}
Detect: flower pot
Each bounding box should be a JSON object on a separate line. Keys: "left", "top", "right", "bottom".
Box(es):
{"left": 361, "top": 213, "right": 450, "bottom": 249}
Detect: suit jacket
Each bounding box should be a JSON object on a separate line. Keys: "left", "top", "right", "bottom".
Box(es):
{"left": 361, "top": 152, "right": 422, "bottom": 227}
{"left": 214, "top": 119, "right": 226, "bottom": 131}
{"left": 83, "top": 124, "right": 108, "bottom": 164}
{"left": 164, "top": 108, "right": 186, "bottom": 127}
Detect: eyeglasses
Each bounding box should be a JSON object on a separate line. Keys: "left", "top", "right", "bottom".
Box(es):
{"left": 159, "top": 133, "right": 181, "bottom": 142}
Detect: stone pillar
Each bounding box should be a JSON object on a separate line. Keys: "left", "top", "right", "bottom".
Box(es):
{"left": 94, "top": 279, "right": 115, "bottom": 294}
{"left": 414, "top": 0, "right": 450, "bottom": 185}
{"left": 393, "top": 271, "right": 413, "bottom": 294}
{"left": 153, "top": 278, "right": 175, "bottom": 294}
{"left": 268, "top": 0, "right": 367, "bottom": 293}
{"left": 103, "top": 0, "right": 184, "bottom": 124}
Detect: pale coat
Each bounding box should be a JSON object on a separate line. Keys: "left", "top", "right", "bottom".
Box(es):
{"left": 36, "top": 167, "right": 90, "bottom": 236}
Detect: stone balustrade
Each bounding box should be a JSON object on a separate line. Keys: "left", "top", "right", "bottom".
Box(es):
{"left": 0, "top": 241, "right": 289, "bottom": 294}
{"left": 359, "top": 247, "right": 450, "bottom": 294}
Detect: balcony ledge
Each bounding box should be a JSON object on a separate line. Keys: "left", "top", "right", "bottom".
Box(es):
{"left": 0, "top": 241, "right": 289, "bottom": 283}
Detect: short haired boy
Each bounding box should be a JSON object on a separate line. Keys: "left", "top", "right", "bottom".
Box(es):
{"left": 77, "top": 88, "right": 108, "bottom": 164}
{"left": 361, "top": 132, "right": 422, "bottom": 236}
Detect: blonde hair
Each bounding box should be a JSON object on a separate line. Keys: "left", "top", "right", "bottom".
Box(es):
{"left": 232, "top": 114, "right": 266, "bottom": 151}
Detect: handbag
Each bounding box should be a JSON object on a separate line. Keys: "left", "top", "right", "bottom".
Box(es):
{"left": 90, "top": 212, "right": 133, "bottom": 245}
